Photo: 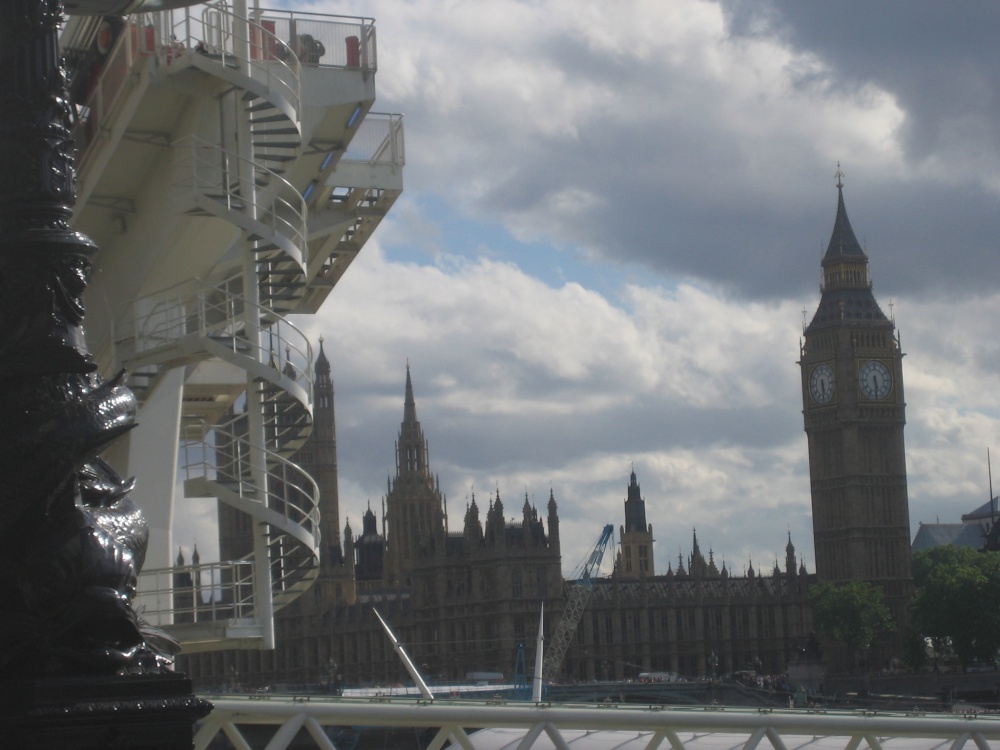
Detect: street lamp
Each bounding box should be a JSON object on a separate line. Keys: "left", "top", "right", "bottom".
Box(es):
{"left": 0, "top": 0, "right": 210, "bottom": 741}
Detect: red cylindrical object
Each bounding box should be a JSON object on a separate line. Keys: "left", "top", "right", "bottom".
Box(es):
{"left": 346, "top": 36, "right": 360, "bottom": 68}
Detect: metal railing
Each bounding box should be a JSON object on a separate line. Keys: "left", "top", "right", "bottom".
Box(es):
{"left": 118, "top": 277, "right": 313, "bottom": 395}
{"left": 69, "top": 3, "right": 379, "bottom": 173}
{"left": 136, "top": 558, "right": 256, "bottom": 624}
{"left": 245, "top": 6, "right": 377, "bottom": 71}
{"left": 194, "top": 697, "right": 1000, "bottom": 750}
{"left": 159, "top": 1, "right": 302, "bottom": 120}
{"left": 173, "top": 135, "right": 308, "bottom": 268}
{"left": 182, "top": 415, "right": 320, "bottom": 539}
{"left": 342, "top": 112, "right": 406, "bottom": 167}
{"left": 161, "top": 2, "right": 375, "bottom": 74}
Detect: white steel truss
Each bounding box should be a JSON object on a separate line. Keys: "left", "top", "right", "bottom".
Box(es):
{"left": 193, "top": 697, "right": 1000, "bottom": 750}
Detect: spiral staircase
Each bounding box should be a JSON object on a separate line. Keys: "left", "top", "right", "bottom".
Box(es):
{"left": 64, "top": 1, "right": 403, "bottom": 651}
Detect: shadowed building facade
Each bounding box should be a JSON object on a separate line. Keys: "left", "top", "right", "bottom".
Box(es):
{"left": 181, "top": 363, "right": 812, "bottom": 688}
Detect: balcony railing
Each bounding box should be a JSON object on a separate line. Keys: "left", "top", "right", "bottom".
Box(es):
{"left": 69, "top": 3, "right": 379, "bottom": 171}
{"left": 136, "top": 558, "right": 256, "bottom": 625}
{"left": 343, "top": 113, "right": 406, "bottom": 167}
{"left": 245, "top": 6, "right": 377, "bottom": 71}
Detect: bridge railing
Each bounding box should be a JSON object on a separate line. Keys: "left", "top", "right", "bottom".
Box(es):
{"left": 195, "top": 695, "right": 1000, "bottom": 750}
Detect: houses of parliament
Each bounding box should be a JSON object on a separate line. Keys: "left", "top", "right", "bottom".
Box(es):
{"left": 178, "top": 182, "right": 912, "bottom": 689}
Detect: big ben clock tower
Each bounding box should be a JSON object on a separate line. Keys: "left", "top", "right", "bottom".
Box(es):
{"left": 800, "top": 170, "right": 913, "bottom": 638}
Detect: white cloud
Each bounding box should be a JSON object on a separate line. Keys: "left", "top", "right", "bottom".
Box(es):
{"left": 172, "top": 0, "right": 1000, "bottom": 582}
{"left": 295, "top": 240, "right": 1000, "bottom": 576}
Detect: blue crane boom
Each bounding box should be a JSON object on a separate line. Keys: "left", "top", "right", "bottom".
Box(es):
{"left": 576, "top": 523, "right": 614, "bottom": 583}
{"left": 542, "top": 524, "right": 615, "bottom": 682}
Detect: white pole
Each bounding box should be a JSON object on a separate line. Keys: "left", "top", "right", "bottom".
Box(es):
{"left": 373, "top": 608, "right": 432, "bottom": 699}
{"left": 532, "top": 604, "right": 544, "bottom": 702}
{"left": 230, "top": 0, "right": 275, "bottom": 651}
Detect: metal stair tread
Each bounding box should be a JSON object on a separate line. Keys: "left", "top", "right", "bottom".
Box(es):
{"left": 250, "top": 114, "right": 294, "bottom": 124}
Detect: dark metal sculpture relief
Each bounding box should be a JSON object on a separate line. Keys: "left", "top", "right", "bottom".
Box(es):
{"left": 0, "top": 0, "right": 171, "bottom": 677}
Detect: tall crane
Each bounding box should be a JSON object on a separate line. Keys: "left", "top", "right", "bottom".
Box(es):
{"left": 542, "top": 524, "right": 614, "bottom": 682}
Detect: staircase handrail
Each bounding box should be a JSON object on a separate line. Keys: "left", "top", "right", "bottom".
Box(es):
{"left": 173, "top": 135, "right": 308, "bottom": 270}
{"left": 116, "top": 276, "right": 313, "bottom": 399}
{"left": 136, "top": 558, "right": 257, "bottom": 624}
{"left": 149, "top": 1, "right": 302, "bottom": 121}
{"left": 182, "top": 413, "right": 321, "bottom": 539}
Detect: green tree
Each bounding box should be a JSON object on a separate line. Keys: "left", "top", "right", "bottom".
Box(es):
{"left": 910, "top": 546, "right": 1000, "bottom": 670}
{"left": 900, "top": 625, "right": 928, "bottom": 673}
{"left": 807, "top": 580, "right": 893, "bottom": 673}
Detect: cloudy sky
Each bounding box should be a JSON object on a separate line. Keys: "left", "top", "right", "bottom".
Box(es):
{"left": 171, "top": 0, "right": 1000, "bottom": 579}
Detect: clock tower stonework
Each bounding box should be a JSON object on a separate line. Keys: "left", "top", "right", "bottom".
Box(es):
{"left": 800, "top": 176, "right": 913, "bottom": 648}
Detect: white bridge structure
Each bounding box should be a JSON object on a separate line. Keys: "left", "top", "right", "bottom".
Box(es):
{"left": 193, "top": 609, "right": 1000, "bottom": 750}
{"left": 194, "top": 697, "right": 1000, "bottom": 750}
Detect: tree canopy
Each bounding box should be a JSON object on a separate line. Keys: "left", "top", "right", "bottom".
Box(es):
{"left": 807, "top": 580, "right": 892, "bottom": 670}
{"left": 910, "top": 546, "right": 1000, "bottom": 669}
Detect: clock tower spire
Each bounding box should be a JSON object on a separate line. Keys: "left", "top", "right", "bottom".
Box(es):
{"left": 800, "top": 171, "right": 913, "bottom": 662}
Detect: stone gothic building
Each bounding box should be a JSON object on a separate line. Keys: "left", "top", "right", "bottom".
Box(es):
{"left": 799, "top": 176, "right": 914, "bottom": 668}
{"left": 175, "top": 178, "right": 917, "bottom": 689}
{"left": 574, "top": 471, "right": 811, "bottom": 682}
{"left": 179, "top": 353, "right": 812, "bottom": 689}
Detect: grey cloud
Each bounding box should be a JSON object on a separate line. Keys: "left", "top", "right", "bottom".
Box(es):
{"left": 721, "top": 0, "right": 1000, "bottom": 162}
{"left": 385, "top": 0, "right": 1000, "bottom": 302}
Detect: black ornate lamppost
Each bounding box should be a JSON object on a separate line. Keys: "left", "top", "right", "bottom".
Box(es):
{"left": 0, "top": 0, "right": 211, "bottom": 745}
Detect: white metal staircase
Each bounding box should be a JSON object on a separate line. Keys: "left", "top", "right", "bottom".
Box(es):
{"left": 63, "top": 1, "right": 403, "bottom": 653}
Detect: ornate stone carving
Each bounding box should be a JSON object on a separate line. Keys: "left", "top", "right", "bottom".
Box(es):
{"left": 0, "top": 0, "right": 170, "bottom": 677}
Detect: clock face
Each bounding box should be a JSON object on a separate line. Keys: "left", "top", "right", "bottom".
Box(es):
{"left": 809, "top": 363, "right": 835, "bottom": 405}
{"left": 858, "top": 359, "right": 892, "bottom": 400}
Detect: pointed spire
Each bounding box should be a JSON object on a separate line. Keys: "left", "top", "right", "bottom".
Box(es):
{"left": 404, "top": 362, "right": 417, "bottom": 424}
{"left": 624, "top": 468, "right": 647, "bottom": 533}
{"left": 806, "top": 169, "right": 890, "bottom": 333}
{"left": 315, "top": 336, "right": 331, "bottom": 378}
{"left": 282, "top": 344, "right": 297, "bottom": 380}
{"left": 786, "top": 530, "right": 797, "bottom": 578}
{"left": 192, "top": 544, "right": 200, "bottom": 566}
{"left": 825, "top": 166, "right": 866, "bottom": 261}
{"left": 176, "top": 546, "right": 185, "bottom": 566}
